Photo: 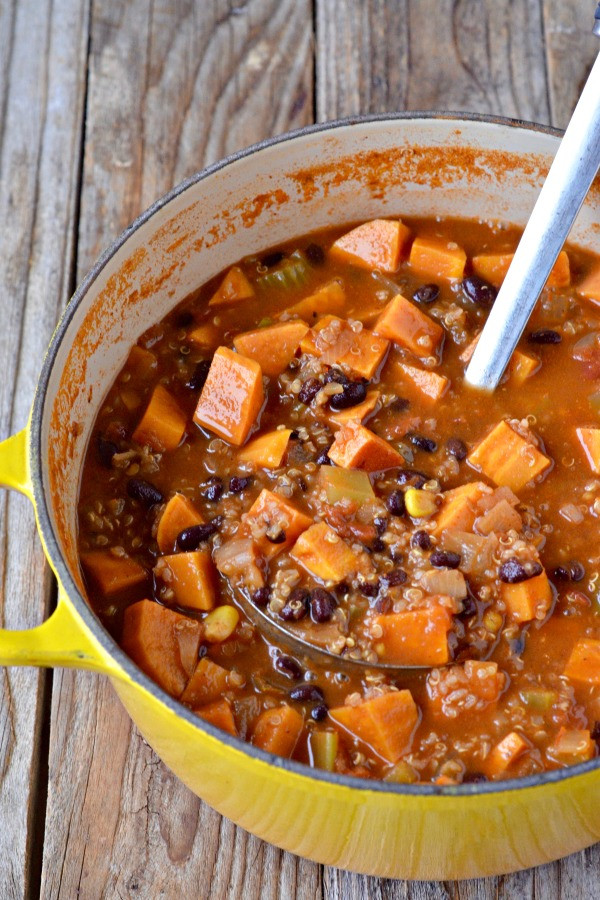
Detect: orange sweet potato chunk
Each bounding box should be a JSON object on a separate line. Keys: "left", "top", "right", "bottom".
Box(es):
{"left": 156, "top": 494, "right": 204, "bottom": 553}
{"left": 233, "top": 321, "right": 309, "bottom": 377}
{"left": 237, "top": 428, "right": 292, "bottom": 469}
{"left": 330, "top": 390, "right": 380, "bottom": 428}
{"left": 467, "top": 420, "right": 551, "bottom": 492}
{"left": 208, "top": 266, "right": 255, "bottom": 307}
{"left": 330, "top": 219, "right": 411, "bottom": 273}
{"left": 126, "top": 345, "right": 157, "bottom": 379}
{"left": 432, "top": 482, "right": 490, "bottom": 537}
{"left": 564, "top": 639, "right": 600, "bottom": 684}
{"left": 508, "top": 349, "right": 539, "bottom": 386}
{"left": 132, "top": 384, "right": 187, "bottom": 452}
{"left": 576, "top": 427, "right": 600, "bottom": 474}
{"left": 187, "top": 322, "right": 219, "bottom": 347}
{"left": 194, "top": 699, "right": 237, "bottom": 736}
{"left": 290, "top": 521, "right": 370, "bottom": 583}
{"left": 374, "top": 294, "right": 444, "bottom": 358}
{"left": 548, "top": 727, "right": 595, "bottom": 764}
{"left": 251, "top": 705, "right": 304, "bottom": 757}
{"left": 501, "top": 570, "right": 553, "bottom": 623}
{"left": 371, "top": 607, "right": 452, "bottom": 666}
{"left": 285, "top": 279, "right": 346, "bottom": 321}
{"left": 577, "top": 267, "right": 600, "bottom": 306}
{"left": 122, "top": 600, "right": 201, "bottom": 697}
{"left": 484, "top": 731, "right": 530, "bottom": 777}
{"left": 81, "top": 550, "right": 147, "bottom": 598}
{"left": 193, "top": 346, "right": 264, "bottom": 446}
{"left": 409, "top": 236, "right": 466, "bottom": 281}
{"left": 242, "top": 488, "right": 313, "bottom": 560}
{"left": 394, "top": 361, "right": 449, "bottom": 402}
{"left": 157, "top": 550, "right": 217, "bottom": 611}
{"left": 473, "top": 250, "right": 570, "bottom": 289}
{"left": 328, "top": 422, "right": 404, "bottom": 471}
{"left": 300, "top": 315, "right": 389, "bottom": 379}
{"left": 329, "top": 690, "right": 419, "bottom": 764}
{"left": 181, "top": 658, "right": 232, "bottom": 706}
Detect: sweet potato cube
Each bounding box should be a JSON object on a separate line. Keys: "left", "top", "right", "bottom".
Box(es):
{"left": 577, "top": 266, "right": 600, "bottom": 306}
{"left": 576, "top": 427, "right": 600, "bottom": 474}
{"left": 194, "top": 699, "right": 237, "bottom": 736}
{"left": 329, "top": 690, "right": 419, "bottom": 764}
{"left": 157, "top": 550, "right": 217, "bottom": 611}
{"left": 468, "top": 421, "right": 551, "bottom": 492}
{"left": 126, "top": 345, "right": 157, "bottom": 379}
{"left": 156, "top": 494, "right": 204, "bottom": 553}
{"left": 508, "top": 350, "right": 539, "bottom": 386}
{"left": 374, "top": 294, "right": 444, "bottom": 358}
{"left": 237, "top": 428, "right": 292, "bottom": 469}
{"left": 548, "top": 728, "right": 595, "bottom": 764}
{"left": 132, "top": 384, "right": 187, "bottom": 452}
{"left": 394, "top": 362, "right": 449, "bottom": 402}
{"left": 371, "top": 607, "right": 452, "bottom": 666}
{"left": 329, "top": 390, "right": 380, "bottom": 428}
{"left": 285, "top": 279, "right": 346, "bottom": 321}
{"left": 431, "top": 482, "right": 489, "bottom": 537}
{"left": 251, "top": 705, "right": 304, "bottom": 757}
{"left": 193, "top": 346, "right": 264, "bottom": 446}
{"left": 233, "top": 321, "right": 309, "bottom": 377}
{"left": 290, "top": 521, "right": 369, "bottom": 583}
{"left": 187, "top": 322, "right": 219, "bottom": 347}
{"left": 501, "top": 570, "right": 552, "bottom": 623}
{"left": 300, "top": 315, "right": 389, "bottom": 379}
{"left": 328, "top": 422, "right": 404, "bottom": 472}
{"left": 564, "top": 639, "right": 600, "bottom": 684}
{"left": 122, "top": 600, "right": 201, "bottom": 697}
{"left": 242, "top": 489, "right": 312, "bottom": 560}
{"left": 484, "top": 731, "right": 530, "bottom": 777}
{"left": 330, "top": 219, "right": 411, "bottom": 273}
{"left": 180, "top": 658, "right": 232, "bottom": 706}
{"left": 409, "top": 236, "right": 466, "bottom": 281}
{"left": 208, "top": 265, "right": 255, "bottom": 307}
{"left": 473, "top": 250, "right": 570, "bottom": 288}
{"left": 81, "top": 550, "right": 147, "bottom": 598}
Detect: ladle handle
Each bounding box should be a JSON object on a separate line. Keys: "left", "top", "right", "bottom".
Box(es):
{"left": 466, "top": 44, "right": 600, "bottom": 392}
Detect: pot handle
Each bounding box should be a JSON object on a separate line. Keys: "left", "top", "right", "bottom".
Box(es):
{"left": 0, "top": 427, "right": 125, "bottom": 679}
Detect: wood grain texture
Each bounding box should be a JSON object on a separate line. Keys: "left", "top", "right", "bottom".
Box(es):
{"left": 39, "top": 1, "right": 315, "bottom": 897}
{"left": 542, "top": 0, "right": 599, "bottom": 129}
{"left": 0, "top": 0, "right": 89, "bottom": 896}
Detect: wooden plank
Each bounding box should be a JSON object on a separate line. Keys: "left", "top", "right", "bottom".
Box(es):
{"left": 542, "top": 0, "right": 599, "bottom": 129}
{"left": 39, "top": 1, "right": 316, "bottom": 897}
{"left": 0, "top": 0, "right": 90, "bottom": 897}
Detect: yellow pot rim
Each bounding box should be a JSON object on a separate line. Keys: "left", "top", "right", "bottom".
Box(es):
{"left": 26, "top": 111, "right": 600, "bottom": 803}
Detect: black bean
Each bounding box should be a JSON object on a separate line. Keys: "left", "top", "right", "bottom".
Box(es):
{"left": 127, "top": 478, "right": 164, "bottom": 507}
{"left": 499, "top": 557, "right": 543, "bottom": 583}
{"left": 198, "top": 644, "right": 208, "bottom": 660}
{"left": 310, "top": 587, "right": 337, "bottom": 623}
{"left": 386, "top": 490, "right": 405, "bottom": 517}
{"left": 261, "top": 250, "right": 285, "bottom": 268}
{"left": 411, "top": 530, "right": 432, "bottom": 551}
{"left": 311, "top": 704, "right": 329, "bottom": 721}
{"left": 463, "top": 772, "right": 488, "bottom": 784}
{"left": 266, "top": 527, "right": 286, "bottom": 544}
{"left": 176, "top": 517, "right": 223, "bottom": 551}
{"left": 298, "top": 377, "right": 321, "bottom": 405}
{"left": 552, "top": 566, "right": 571, "bottom": 581}
{"left": 305, "top": 243, "right": 326, "bottom": 265}
{"left": 289, "top": 684, "right": 325, "bottom": 703}
{"left": 280, "top": 588, "right": 309, "bottom": 621}
{"left": 371, "top": 537, "right": 385, "bottom": 553}
{"left": 457, "top": 593, "right": 477, "bottom": 619}
{"left": 359, "top": 580, "right": 380, "bottom": 597}
{"left": 229, "top": 475, "right": 251, "bottom": 494}
{"left": 275, "top": 655, "right": 303, "bottom": 680}
{"left": 329, "top": 381, "right": 368, "bottom": 410}
{"left": 186, "top": 359, "right": 212, "bottom": 391}
{"left": 316, "top": 448, "right": 333, "bottom": 466}
{"left": 413, "top": 283, "right": 440, "bottom": 304}
{"left": 397, "top": 468, "right": 429, "bottom": 488}
{"left": 298, "top": 477, "right": 308, "bottom": 492}
{"left": 430, "top": 550, "right": 461, "bottom": 569}
{"left": 390, "top": 397, "right": 410, "bottom": 412}
{"left": 409, "top": 433, "right": 437, "bottom": 453}
{"left": 528, "top": 329, "right": 561, "bottom": 345}
{"left": 374, "top": 516, "right": 388, "bottom": 535}
{"left": 202, "top": 476, "right": 223, "bottom": 502}
{"left": 446, "top": 437, "right": 467, "bottom": 461}
{"left": 324, "top": 368, "right": 350, "bottom": 386}
{"left": 175, "top": 310, "right": 195, "bottom": 328}
{"left": 382, "top": 568, "right": 408, "bottom": 587}
{"left": 251, "top": 586, "right": 270, "bottom": 607}
{"left": 289, "top": 430, "right": 300, "bottom": 440}
{"left": 461, "top": 275, "right": 497, "bottom": 306}
{"left": 97, "top": 436, "right": 118, "bottom": 468}
{"left": 374, "top": 596, "right": 392, "bottom": 614}
{"left": 570, "top": 560, "right": 586, "bottom": 582}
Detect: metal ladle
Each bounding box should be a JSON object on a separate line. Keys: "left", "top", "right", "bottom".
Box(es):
{"left": 466, "top": 9, "right": 600, "bottom": 391}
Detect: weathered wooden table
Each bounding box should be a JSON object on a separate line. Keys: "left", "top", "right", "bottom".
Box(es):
{"left": 2, "top": 2, "right": 600, "bottom": 897}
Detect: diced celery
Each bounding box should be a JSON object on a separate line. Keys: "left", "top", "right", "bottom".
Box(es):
{"left": 318, "top": 466, "right": 374, "bottom": 505}
{"left": 519, "top": 688, "right": 556, "bottom": 712}
{"left": 383, "top": 760, "right": 418, "bottom": 784}
{"left": 256, "top": 250, "right": 311, "bottom": 291}
{"left": 589, "top": 390, "right": 600, "bottom": 414}
{"left": 257, "top": 317, "right": 273, "bottom": 328}
{"left": 309, "top": 731, "right": 338, "bottom": 771}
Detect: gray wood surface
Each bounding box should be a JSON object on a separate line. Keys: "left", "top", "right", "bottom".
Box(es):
{"left": 1, "top": 1, "right": 599, "bottom": 898}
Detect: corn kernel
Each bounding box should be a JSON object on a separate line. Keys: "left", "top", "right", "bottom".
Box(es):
{"left": 203, "top": 605, "right": 240, "bottom": 642}
{"left": 404, "top": 488, "right": 437, "bottom": 518}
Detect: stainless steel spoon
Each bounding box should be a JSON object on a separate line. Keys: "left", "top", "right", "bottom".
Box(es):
{"left": 466, "top": 11, "right": 600, "bottom": 391}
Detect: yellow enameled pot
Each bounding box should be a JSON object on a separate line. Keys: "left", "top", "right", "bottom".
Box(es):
{"left": 2, "top": 114, "right": 600, "bottom": 880}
